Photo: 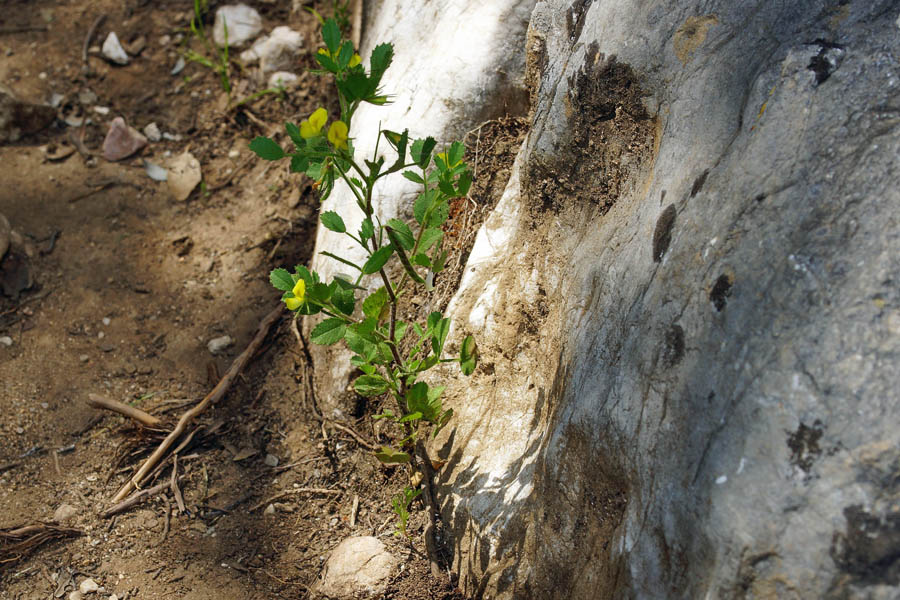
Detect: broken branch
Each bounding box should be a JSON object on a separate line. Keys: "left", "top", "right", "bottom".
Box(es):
{"left": 86, "top": 393, "right": 162, "bottom": 427}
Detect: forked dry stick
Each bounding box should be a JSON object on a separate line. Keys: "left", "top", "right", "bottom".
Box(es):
{"left": 109, "top": 305, "right": 283, "bottom": 504}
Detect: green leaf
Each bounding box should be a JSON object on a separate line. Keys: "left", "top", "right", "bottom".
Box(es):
{"left": 314, "top": 51, "right": 339, "bottom": 72}
{"left": 457, "top": 169, "right": 473, "bottom": 196}
{"left": 411, "top": 137, "right": 436, "bottom": 169}
{"left": 332, "top": 287, "right": 356, "bottom": 316}
{"left": 433, "top": 408, "right": 453, "bottom": 438}
{"left": 362, "top": 244, "right": 394, "bottom": 274}
{"left": 431, "top": 317, "right": 451, "bottom": 355}
{"left": 337, "top": 41, "right": 354, "bottom": 68}
{"left": 382, "top": 130, "right": 404, "bottom": 150}
{"left": 419, "top": 228, "right": 443, "bottom": 252}
{"left": 385, "top": 219, "right": 414, "bottom": 250}
{"left": 369, "top": 43, "right": 393, "bottom": 83}
{"left": 320, "top": 251, "right": 362, "bottom": 272}
{"left": 249, "top": 137, "right": 285, "bottom": 160}
{"left": 373, "top": 409, "right": 395, "bottom": 421}
{"left": 354, "top": 374, "right": 390, "bottom": 396}
{"left": 394, "top": 321, "right": 408, "bottom": 343}
{"left": 460, "top": 335, "right": 478, "bottom": 375}
{"left": 362, "top": 288, "right": 388, "bottom": 321}
{"left": 448, "top": 141, "right": 465, "bottom": 167}
{"left": 385, "top": 228, "right": 425, "bottom": 284}
{"left": 360, "top": 218, "right": 374, "bottom": 243}
{"left": 375, "top": 446, "right": 410, "bottom": 464}
{"left": 426, "top": 199, "right": 449, "bottom": 227}
{"left": 414, "top": 189, "right": 438, "bottom": 225}
{"left": 320, "top": 211, "right": 346, "bottom": 233}
{"left": 405, "top": 382, "right": 428, "bottom": 413}
{"left": 322, "top": 18, "right": 340, "bottom": 54}
{"left": 402, "top": 170, "right": 424, "bottom": 184}
{"left": 307, "top": 282, "right": 332, "bottom": 304}
{"left": 270, "top": 268, "right": 294, "bottom": 292}
{"left": 285, "top": 122, "right": 303, "bottom": 147}
{"left": 290, "top": 154, "right": 309, "bottom": 173}
{"left": 310, "top": 318, "right": 346, "bottom": 345}
{"left": 412, "top": 253, "right": 431, "bottom": 268}
{"left": 398, "top": 412, "right": 422, "bottom": 423}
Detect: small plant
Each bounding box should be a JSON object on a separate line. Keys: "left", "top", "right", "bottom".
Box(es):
{"left": 185, "top": 0, "right": 232, "bottom": 97}
{"left": 392, "top": 485, "right": 422, "bottom": 540}
{"left": 249, "top": 19, "right": 478, "bottom": 550}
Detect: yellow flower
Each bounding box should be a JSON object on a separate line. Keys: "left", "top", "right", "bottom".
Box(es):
{"left": 319, "top": 48, "right": 361, "bottom": 68}
{"left": 328, "top": 120, "right": 349, "bottom": 150}
{"left": 300, "top": 108, "right": 328, "bottom": 139}
{"left": 284, "top": 279, "right": 306, "bottom": 310}
{"left": 349, "top": 53, "right": 361, "bottom": 67}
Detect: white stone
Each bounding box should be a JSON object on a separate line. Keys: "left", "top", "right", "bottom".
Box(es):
{"left": 213, "top": 4, "right": 262, "bottom": 48}
{"left": 0, "top": 336, "right": 12, "bottom": 347}
{"left": 143, "top": 122, "right": 161, "bottom": 142}
{"left": 166, "top": 151, "right": 202, "bottom": 201}
{"left": 68, "top": 592, "right": 83, "bottom": 600}
{"left": 53, "top": 503, "right": 78, "bottom": 522}
{"left": 101, "top": 32, "right": 129, "bottom": 65}
{"left": 267, "top": 71, "right": 298, "bottom": 88}
{"left": 79, "top": 578, "right": 99, "bottom": 594}
{"left": 315, "top": 536, "right": 396, "bottom": 598}
{"left": 207, "top": 335, "right": 233, "bottom": 355}
{"left": 254, "top": 26, "right": 304, "bottom": 75}
{"left": 264, "top": 453, "right": 279, "bottom": 467}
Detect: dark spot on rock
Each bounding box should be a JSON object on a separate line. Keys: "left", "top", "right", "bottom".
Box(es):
{"left": 652, "top": 204, "right": 677, "bottom": 262}
{"left": 831, "top": 505, "right": 900, "bottom": 585}
{"left": 690, "top": 169, "right": 710, "bottom": 197}
{"left": 709, "top": 274, "right": 733, "bottom": 311}
{"left": 754, "top": 193, "right": 766, "bottom": 202}
{"left": 566, "top": 0, "right": 593, "bottom": 43}
{"left": 807, "top": 39, "right": 845, "bottom": 86}
{"left": 786, "top": 420, "right": 824, "bottom": 473}
{"left": 660, "top": 323, "right": 685, "bottom": 368}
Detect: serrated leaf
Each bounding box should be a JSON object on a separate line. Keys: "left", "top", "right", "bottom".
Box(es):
{"left": 419, "top": 228, "right": 442, "bottom": 252}
{"left": 360, "top": 218, "right": 374, "bottom": 243}
{"left": 460, "top": 335, "right": 478, "bottom": 375}
{"left": 362, "top": 244, "right": 394, "bottom": 274}
{"left": 369, "top": 43, "right": 393, "bottom": 83}
{"left": 270, "top": 268, "right": 294, "bottom": 291}
{"left": 290, "top": 154, "right": 309, "bottom": 173}
{"left": 332, "top": 287, "right": 356, "bottom": 316}
{"left": 448, "top": 141, "right": 465, "bottom": 167}
{"left": 385, "top": 219, "right": 414, "bottom": 250}
{"left": 411, "top": 137, "right": 436, "bottom": 169}
{"left": 322, "top": 18, "right": 340, "bottom": 54}
{"left": 314, "top": 51, "right": 339, "bottom": 72}
{"left": 457, "top": 169, "right": 473, "bottom": 196}
{"left": 285, "top": 122, "right": 303, "bottom": 147}
{"left": 354, "top": 374, "right": 390, "bottom": 396}
{"left": 375, "top": 446, "right": 410, "bottom": 464}
{"left": 362, "top": 289, "right": 388, "bottom": 321}
{"left": 412, "top": 253, "right": 431, "bottom": 267}
{"left": 413, "top": 189, "right": 438, "bottom": 225}
{"left": 249, "top": 137, "right": 285, "bottom": 160}
{"left": 310, "top": 318, "right": 346, "bottom": 345}
{"left": 307, "top": 282, "right": 332, "bottom": 304}
{"left": 320, "top": 211, "right": 346, "bottom": 233}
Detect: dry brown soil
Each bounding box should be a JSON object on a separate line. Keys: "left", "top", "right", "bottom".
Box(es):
{"left": 0, "top": 1, "right": 522, "bottom": 598}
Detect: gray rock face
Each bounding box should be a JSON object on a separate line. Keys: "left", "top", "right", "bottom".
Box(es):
{"left": 315, "top": 536, "right": 396, "bottom": 598}
{"left": 433, "top": 1, "right": 900, "bottom": 599}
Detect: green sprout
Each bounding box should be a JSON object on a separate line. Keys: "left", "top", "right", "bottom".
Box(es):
{"left": 184, "top": 0, "right": 232, "bottom": 97}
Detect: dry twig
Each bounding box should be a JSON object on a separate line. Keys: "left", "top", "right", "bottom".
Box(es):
{"left": 102, "top": 477, "right": 185, "bottom": 518}
{"left": 86, "top": 393, "right": 162, "bottom": 427}
{"left": 109, "top": 305, "right": 283, "bottom": 504}
{"left": 0, "top": 523, "right": 81, "bottom": 565}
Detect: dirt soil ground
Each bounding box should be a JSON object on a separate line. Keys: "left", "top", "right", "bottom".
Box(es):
{"left": 0, "top": 2, "right": 525, "bottom": 599}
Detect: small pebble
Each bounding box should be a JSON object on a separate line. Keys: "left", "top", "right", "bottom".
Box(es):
{"left": 143, "top": 122, "right": 161, "bottom": 143}
{"left": 68, "top": 592, "right": 83, "bottom": 600}
{"left": 93, "top": 106, "right": 110, "bottom": 115}
{"left": 228, "top": 149, "right": 240, "bottom": 159}
{"left": 79, "top": 354, "right": 89, "bottom": 362}
{"left": 40, "top": 402, "right": 48, "bottom": 409}
{"left": 53, "top": 503, "right": 79, "bottom": 522}
{"left": 15, "top": 426, "right": 24, "bottom": 434}
{"left": 264, "top": 453, "right": 279, "bottom": 467}
{"left": 264, "top": 504, "right": 275, "bottom": 515}
{"left": 80, "top": 578, "right": 99, "bottom": 594}
{"left": 0, "top": 336, "right": 13, "bottom": 346}
{"left": 102, "top": 317, "right": 111, "bottom": 326}
{"left": 38, "top": 71, "right": 47, "bottom": 80}
{"left": 207, "top": 335, "right": 233, "bottom": 355}
{"left": 98, "top": 331, "right": 105, "bottom": 339}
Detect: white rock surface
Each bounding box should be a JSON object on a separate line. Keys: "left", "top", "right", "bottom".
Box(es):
{"left": 207, "top": 335, "right": 232, "bottom": 355}
{"left": 267, "top": 71, "right": 298, "bottom": 88}
{"left": 315, "top": 536, "right": 396, "bottom": 598}
{"left": 101, "top": 32, "right": 129, "bottom": 65}
{"left": 166, "top": 151, "right": 202, "bottom": 201}
{"left": 245, "top": 26, "right": 304, "bottom": 75}
{"left": 143, "top": 122, "right": 161, "bottom": 142}
{"left": 213, "top": 4, "right": 262, "bottom": 48}
{"left": 79, "top": 578, "right": 99, "bottom": 594}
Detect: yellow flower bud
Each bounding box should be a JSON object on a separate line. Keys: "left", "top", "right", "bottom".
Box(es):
{"left": 328, "top": 120, "right": 349, "bottom": 150}
{"left": 300, "top": 108, "right": 328, "bottom": 139}
{"left": 284, "top": 279, "right": 306, "bottom": 310}
{"left": 349, "top": 53, "right": 361, "bottom": 67}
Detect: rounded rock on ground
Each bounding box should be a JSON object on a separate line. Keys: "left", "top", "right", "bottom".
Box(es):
{"left": 53, "top": 503, "right": 79, "bottom": 522}
{"left": 207, "top": 335, "right": 233, "bottom": 355}
{"left": 248, "top": 26, "right": 304, "bottom": 75}
{"left": 213, "top": 4, "right": 262, "bottom": 48}
{"left": 268, "top": 71, "right": 298, "bottom": 89}
{"left": 315, "top": 536, "right": 397, "bottom": 599}
{"left": 166, "top": 151, "right": 202, "bottom": 201}
{"left": 143, "top": 122, "right": 161, "bottom": 142}
{"left": 68, "top": 592, "right": 83, "bottom": 600}
{"left": 102, "top": 117, "right": 147, "bottom": 161}
{"left": 79, "top": 577, "right": 99, "bottom": 593}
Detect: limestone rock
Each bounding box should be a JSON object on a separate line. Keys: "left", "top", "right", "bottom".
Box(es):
{"left": 53, "top": 503, "right": 79, "bottom": 523}
{"left": 101, "top": 32, "right": 129, "bottom": 65}
{"left": 315, "top": 536, "right": 396, "bottom": 598}
{"left": 267, "top": 71, "right": 298, "bottom": 88}
{"left": 166, "top": 151, "right": 202, "bottom": 201}
{"left": 0, "top": 83, "right": 56, "bottom": 144}
{"left": 242, "top": 26, "right": 304, "bottom": 75}
{"left": 207, "top": 335, "right": 232, "bottom": 355}
{"left": 213, "top": 4, "right": 262, "bottom": 48}
{"left": 101, "top": 117, "right": 147, "bottom": 161}
{"left": 78, "top": 578, "right": 99, "bottom": 594}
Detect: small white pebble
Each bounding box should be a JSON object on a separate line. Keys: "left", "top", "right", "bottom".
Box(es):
{"left": 264, "top": 453, "right": 279, "bottom": 467}
{"left": 79, "top": 354, "right": 89, "bottom": 363}
{"left": 0, "top": 336, "right": 13, "bottom": 346}
{"left": 93, "top": 106, "right": 110, "bottom": 115}
{"left": 228, "top": 149, "right": 240, "bottom": 159}
{"left": 102, "top": 317, "right": 111, "bottom": 326}
{"left": 38, "top": 71, "right": 47, "bottom": 80}
{"left": 715, "top": 475, "right": 728, "bottom": 485}
{"left": 15, "top": 426, "right": 24, "bottom": 434}
{"left": 41, "top": 402, "right": 48, "bottom": 409}
{"left": 79, "top": 578, "right": 99, "bottom": 593}
{"left": 98, "top": 331, "right": 105, "bottom": 339}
